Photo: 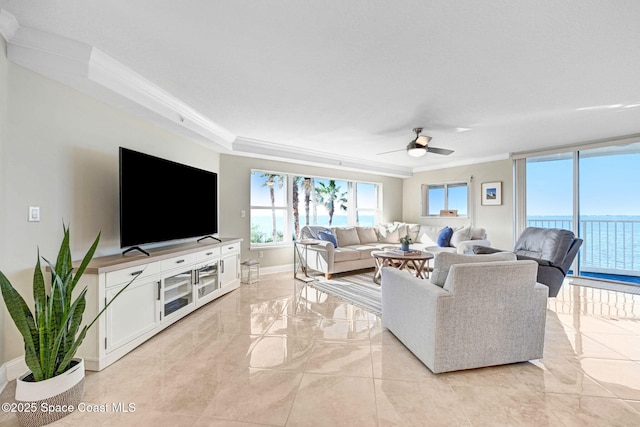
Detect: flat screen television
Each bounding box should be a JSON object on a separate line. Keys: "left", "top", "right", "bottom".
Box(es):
{"left": 119, "top": 147, "right": 218, "bottom": 250}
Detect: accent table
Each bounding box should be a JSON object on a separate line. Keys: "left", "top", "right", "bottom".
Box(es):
{"left": 371, "top": 250, "right": 435, "bottom": 285}
{"left": 294, "top": 239, "right": 322, "bottom": 282}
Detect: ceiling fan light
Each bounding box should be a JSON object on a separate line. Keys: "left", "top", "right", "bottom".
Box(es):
{"left": 407, "top": 141, "right": 426, "bottom": 157}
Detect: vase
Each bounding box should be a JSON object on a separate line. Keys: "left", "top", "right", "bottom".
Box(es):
{"left": 14, "top": 358, "right": 85, "bottom": 427}
{"left": 401, "top": 242, "right": 410, "bottom": 252}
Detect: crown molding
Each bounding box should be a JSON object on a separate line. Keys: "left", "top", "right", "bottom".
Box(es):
{"left": 411, "top": 153, "right": 511, "bottom": 173}
{"left": 233, "top": 137, "right": 413, "bottom": 178}
{"left": 0, "top": 9, "right": 235, "bottom": 151}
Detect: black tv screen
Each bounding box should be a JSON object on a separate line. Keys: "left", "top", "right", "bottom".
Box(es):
{"left": 119, "top": 147, "right": 218, "bottom": 248}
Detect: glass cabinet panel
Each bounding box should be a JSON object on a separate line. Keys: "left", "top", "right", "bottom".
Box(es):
{"left": 163, "top": 269, "right": 193, "bottom": 317}
{"left": 196, "top": 261, "right": 219, "bottom": 300}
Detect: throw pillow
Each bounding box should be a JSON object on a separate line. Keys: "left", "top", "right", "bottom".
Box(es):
{"left": 437, "top": 227, "right": 453, "bottom": 247}
{"left": 430, "top": 252, "right": 517, "bottom": 287}
{"left": 356, "top": 226, "right": 379, "bottom": 244}
{"left": 449, "top": 226, "right": 471, "bottom": 248}
{"left": 334, "top": 227, "right": 360, "bottom": 247}
{"left": 318, "top": 230, "right": 338, "bottom": 248}
{"left": 378, "top": 223, "right": 401, "bottom": 243}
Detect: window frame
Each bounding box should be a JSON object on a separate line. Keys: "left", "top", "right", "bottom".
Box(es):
{"left": 250, "top": 170, "right": 382, "bottom": 248}
{"left": 421, "top": 180, "right": 469, "bottom": 217}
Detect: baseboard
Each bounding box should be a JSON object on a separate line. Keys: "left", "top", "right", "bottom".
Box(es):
{"left": 260, "top": 263, "right": 293, "bottom": 275}
{"left": 0, "top": 362, "right": 6, "bottom": 394}
{"left": 1, "top": 356, "right": 27, "bottom": 385}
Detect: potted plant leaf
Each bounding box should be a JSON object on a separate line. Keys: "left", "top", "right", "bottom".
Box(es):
{"left": 0, "top": 225, "right": 136, "bottom": 426}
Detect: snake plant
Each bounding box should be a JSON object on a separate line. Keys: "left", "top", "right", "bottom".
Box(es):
{"left": 0, "top": 225, "right": 134, "bottom": 381}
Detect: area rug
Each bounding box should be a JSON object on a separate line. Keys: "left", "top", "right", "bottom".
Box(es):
{"left": 307, "top": 269, "right": 382, "bottom": 315}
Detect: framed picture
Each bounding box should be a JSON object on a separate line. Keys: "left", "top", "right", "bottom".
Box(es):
{"left": 481, "top": 181, "right": 502, "bottom": 206}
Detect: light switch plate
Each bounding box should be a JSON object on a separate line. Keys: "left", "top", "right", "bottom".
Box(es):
{"left": 28, "top": 206, "right": 40, "bottom": 222}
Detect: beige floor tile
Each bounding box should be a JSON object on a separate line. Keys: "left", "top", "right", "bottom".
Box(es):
{"left": 543, "top": 330, "right": 627, "bottom": 360}
{"left": 304, "top": 340, "right": 373, "bottom": 377}
{"left": 440, "top": 363, "right": 530, "bottom": 391}
{"left": 451, "top": 385, "right": 562, "bottom": 426}
{"left": 371, "top": 343, "right": 441, "bottom": 383}
{"left": 554, "top": 313, "right": 633, "bottom": 335}
{"left": 286, "top": 373, "right": 377, "bottom": 426}
{"left": 541, "top": 393, "right": 640, "bottom": 426}
{"left": 579, "top": 358, "right": 640, "bottom": 400}
{"left": 316, "top": 319, "right": 371, "bottom": 341}
{"left": 265, "top": 315, "right": 323, "bottom": 339}
{"left": 375, "top": 378, "right": 471, "bottom": 426}
{"left": 510, "top": 358, "right": 617, "bottom": 397}
{"left": 583, "top": 333, "right": 640, "bottom": 360}
{"left": 3, "top": 276, "right": 640, "bottom": 427}
{"left": 246, "top": 335, "right": 313, "bottom": 372}
{"left": 201, "top": 368, "right": 302, "bottom": 425}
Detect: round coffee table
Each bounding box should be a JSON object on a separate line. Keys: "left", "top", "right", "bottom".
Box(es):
{"left": 371, "top": 250, "right": 435, "bottom": 284}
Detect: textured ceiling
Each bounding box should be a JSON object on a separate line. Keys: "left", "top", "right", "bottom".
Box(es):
{"left": 2, "top": 0, "right": 640, "bottom": 173}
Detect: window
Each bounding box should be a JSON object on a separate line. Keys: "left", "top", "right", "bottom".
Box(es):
{"left": 251, "top": 170, "right": 381, "bottom": 246}
{"left": 250, "top": 172, "right": 288, "bottom": 244}
{"left": 519, "top": 140, "right": 640, "bottom": 283}
{"left": 421, "top": 182, "right": 468, "bottom": 216}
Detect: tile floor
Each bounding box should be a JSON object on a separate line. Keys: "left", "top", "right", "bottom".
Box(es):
{"left": 1, "top": 272, "right": 640, "bottom": 426}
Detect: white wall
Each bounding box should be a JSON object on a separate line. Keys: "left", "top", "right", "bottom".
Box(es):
{"left": 0, "top": 49, "right": 220, "bottom": 365}
{"left": 402, "top": 159, "right": 514, "bottom": 249}
{"left": 219, "top": 154, "right": 403, "bottom": 270}
{"left": 0, "top": 37, "right": 8, "bottom": 372}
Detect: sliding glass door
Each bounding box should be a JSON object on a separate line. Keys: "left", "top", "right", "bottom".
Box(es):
{"left": 578, "top": 144, "right": 640, "bottom": 282}
{"left": 520, "top": 139, "right": 640, "bottom": 284}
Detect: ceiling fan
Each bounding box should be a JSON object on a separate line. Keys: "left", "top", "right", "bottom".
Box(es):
{"left": 378, "top": 128, "right": 454, "bottom": 157}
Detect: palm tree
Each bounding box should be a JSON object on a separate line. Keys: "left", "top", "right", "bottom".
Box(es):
{"left": 260, "top": 173, "right": 284, "bottom": 242}
{"left": 292, "top": 177, "right": 300, "bottom": 238}
{"left": 302, "top": 177, "right": 314, "bottom": 226}
{"left": 315, "top": 180, "right": 347, "bottom": 226}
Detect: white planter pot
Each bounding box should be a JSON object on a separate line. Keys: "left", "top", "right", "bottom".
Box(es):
{"left": 14, "top": 358, "right": 85, "bottom": 427}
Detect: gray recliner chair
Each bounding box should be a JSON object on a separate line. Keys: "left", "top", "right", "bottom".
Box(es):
{"left": 474, "top": 227, "right": 583, "bottom": 297}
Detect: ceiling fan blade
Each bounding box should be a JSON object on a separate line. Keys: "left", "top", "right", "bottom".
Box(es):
{"left": 426, "top": 146, "right": 454, "bottom": 155}
{"left": 376, "top": 148, "right": 406, "bottom": 155}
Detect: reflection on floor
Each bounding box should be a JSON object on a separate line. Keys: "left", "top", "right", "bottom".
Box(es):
{"left": 1, "top": 273, "right": 640, "bottom": 426}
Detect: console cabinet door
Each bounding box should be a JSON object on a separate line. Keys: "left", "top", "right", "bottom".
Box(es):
{"left": 105, "top": 278, "right": 160, "bottom": 353}
{"left": 195, "top": 260, "right": 219, "bottom": 306}
{"left": 220, "top": 253, "right": 239, "bottom": 288}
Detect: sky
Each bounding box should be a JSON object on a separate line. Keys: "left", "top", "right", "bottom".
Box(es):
{"left": 527, "top": 150, "right": 640, "bottom": 217}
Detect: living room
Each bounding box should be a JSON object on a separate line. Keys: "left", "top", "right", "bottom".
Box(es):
{"left": 1, "top": 2, "right": 640, "bottom": 426}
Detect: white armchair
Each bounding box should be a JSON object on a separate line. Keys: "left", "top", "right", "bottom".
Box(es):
{"left": 381, "top": 258, "right": 548, "bottom": 373}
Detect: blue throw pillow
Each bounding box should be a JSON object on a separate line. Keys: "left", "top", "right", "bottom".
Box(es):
{"left": 318, "top": 230, "right": 338, "bottom": 248}
{"left": 437, "top": 226, "right": 453, "bottom": 247}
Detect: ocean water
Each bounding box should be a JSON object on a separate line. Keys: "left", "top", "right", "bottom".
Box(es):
{"left": 527, "top": 215, "right": 640, "bottom": 272}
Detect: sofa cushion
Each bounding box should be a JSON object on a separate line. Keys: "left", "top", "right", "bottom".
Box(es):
{"left": 437, "top": 227, "right": 453, "bottom": 247}
{"left": 418, "top": 225, "right": 443, "bottom": 246}
{"left": 318, "top": 230, "right": 338, "bottom": 248}
{"left": 450, "top": 226, "right": 471, "bottom": 248}
{"left": 333, "top": 247, "right": 363, "bottom": 262}
{"left": 431, "top": 252, "right": 517, "bottom": 287}
{"left": 333, "top": 227, "right": 361, "bottom": 247}
{"left": 356, "top": 226, "right": 379, "bottom": 244}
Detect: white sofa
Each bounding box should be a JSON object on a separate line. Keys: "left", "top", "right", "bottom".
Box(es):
{"left": 299, "top": 222, "right": 491, "bottom": 278}
{"left": 381, "top": 254, "right": 548, "bottom": 373}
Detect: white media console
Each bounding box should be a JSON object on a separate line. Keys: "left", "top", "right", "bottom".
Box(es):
{"left": 78, "top": 238, "right": 242, "bottom": 371}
